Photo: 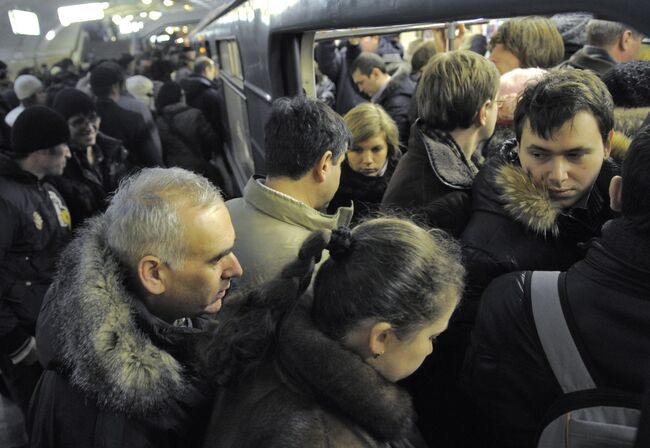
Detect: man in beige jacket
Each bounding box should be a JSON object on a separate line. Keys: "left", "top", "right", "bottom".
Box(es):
{"left": 227, "top": 95, "right": 353, "bottom": 287}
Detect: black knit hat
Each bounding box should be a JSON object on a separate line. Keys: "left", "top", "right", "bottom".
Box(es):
{"left": 12, "top": 106, "right": 70, "bottom": 155}
{"left": 156, "top": 81, "right": 183, "bottom": 112}
{"left": 52, "top": 88, "right": 95, "bottom": 120}
{"left": 90, "top": 61, "right": 124, "bottom": 95}
{"left": 602, "top": 61, "right": 650, "bottom": 108}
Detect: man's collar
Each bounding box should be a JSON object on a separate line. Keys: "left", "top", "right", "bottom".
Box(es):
{"left": 371, "top": 76, "right": 391, "bottom": 102}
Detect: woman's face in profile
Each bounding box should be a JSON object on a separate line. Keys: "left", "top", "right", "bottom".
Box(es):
{"left": 346, "top": 133, "right": 389, "bottom": 177}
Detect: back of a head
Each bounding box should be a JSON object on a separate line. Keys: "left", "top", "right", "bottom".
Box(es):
{"left": 497, "top": 68, "right": 547, "bottom": 124}
{"left": 14, "top": 74, "right": 43, "bottom": 101}
{"left": 587, "top": 19, "right": 637, "bottom": 48}
{"left": 350, "top": 52, "right": 387, "bottom": 76}
{"left": 490, "top": 16, "right": 565, "bottom": 68}
{"left": 344, "top": 103, "right": 399, "bottom": 157}
{"left": 90, "top": 61, "right": 124, "bottom": 97}
{"left": 126, "top": 75, "right": 154, "bottom": 103}
{"left": 193, "top": 56, "right": 214, "bottom": 76}
{"left": 602, "top": 61, "right": 650, "bottom": 108}
{"left": 621, "top": 127, "right": 650, "bottom": 234}
{"left": 514, "top": 69, "right": 614, "bottom": 143}
{"left": 104, "top": 167, "right": 224, "bottom": 271}
{"left": 551, "top": 12, "right": 592, "bottom": 59}
{"left": 312, "top": 217, "right": 464, "bottom": 341}
{"left": 417, "top": 50, "right": 500, "bottom": 132}
{"left": 265, "top": 95, "right": 351, "bottom": 179}
{"left": 156, "top": 81, "right": 183, "bottom": 112}
{"left": 410, "top": 40, "right": 438, "bottom": 74}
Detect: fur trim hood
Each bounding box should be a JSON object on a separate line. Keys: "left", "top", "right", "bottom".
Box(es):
{"left": 38, "top": 216, "right": 200, "bottom": 417}
{"left": 276, "top": 305, "right": 416, "bottom": 444}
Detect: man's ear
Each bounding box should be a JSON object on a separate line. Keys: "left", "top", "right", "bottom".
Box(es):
{"left": 137, "top": 255, "right": 167, "bottom": 295}
{"left": 313, "top": 150, "right": 333, "bottom": 183}
{"left": 368, "top": 322, "right": 393, "bottom": 358}
{"left": 604, "top": 129, "right": 614, "bottom": 159}
{"left": 620, "top": 30, "right": 634, "bottom": 52}
{"left": 477, "top": 99, "right": 491, "bottom": 127}
{"left": 609, "top": 175, "right": 623, "bottom": 213}
{"left": 370, "top": 67, "right": 383, "bottom": 79}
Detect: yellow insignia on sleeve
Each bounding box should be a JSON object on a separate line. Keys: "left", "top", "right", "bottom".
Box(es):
{"left": 33, "top": 211, "right": 43, "bottom": 230}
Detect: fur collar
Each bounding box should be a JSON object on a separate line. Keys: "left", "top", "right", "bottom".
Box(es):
{"left": 44, "top": 216, "right": 197, "bottom": 416}
{"left": 276, "top": 305, "right": 416, "bottom": 443}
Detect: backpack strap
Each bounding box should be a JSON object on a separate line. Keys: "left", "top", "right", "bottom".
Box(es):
{"left": 529, "top": 271, "right": 596, "bottom": 393}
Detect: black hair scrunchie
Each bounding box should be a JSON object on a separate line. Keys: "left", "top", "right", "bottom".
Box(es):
{"left": 327, "top": 226, "right": 353, "bottom": 261}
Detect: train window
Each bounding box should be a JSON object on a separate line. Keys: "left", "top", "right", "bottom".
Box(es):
{"left": 218, "top": 39, "right": 243, "bottom": 81}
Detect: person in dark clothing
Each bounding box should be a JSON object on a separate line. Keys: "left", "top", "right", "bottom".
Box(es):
{"left": 351, "top": 53, "right": 416, "bottom": 147}
{"left": 558, "top": 19, "right": 643, "bottom": 76}
{"left": 314, "top": 39, "right": 365, "bottom": 115}
{"left": 602, "top": 61, "right": 650, "bottom": 142}
{"left": 90, "top": 61, "right": 163, "bottom": 167}
{"left": 0, "top": 106, "right": 72, "bottom": 417}
{"left": 383, "top": 50, "right": 499, "bottom": 237}
{"left": 199, "top": 217, "right": 464, "bottom": 447}
{"left": 49, "top": 87, "right": 132, "bottom": 228}
{"left": 463, "top": 125, "right": 650, "bottom": 448}
{"left": 406, "top": 40, "right": 438, "bottom": 125}
{"left": 179, "top": 57, "right": 229, "bottom": 146}
{"left": 155, "top": 81, "right": 224, "bottom": 187}
{"left": 28, "top": 167, "right": 243, "bottom": 448}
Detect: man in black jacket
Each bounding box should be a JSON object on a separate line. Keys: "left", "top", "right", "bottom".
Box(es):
{"left": 463, "top": 125, "right": 650, "bottom": 448}
{"left": 0, "top": 106, "right": 72, "bottom": 415}
{"left": 28, "top": 167, "right": 243, "bottom": 448}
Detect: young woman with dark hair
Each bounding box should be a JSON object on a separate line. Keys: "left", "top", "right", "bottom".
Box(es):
{"left": 199, "top": 216, "right": 464, "bottom": 447}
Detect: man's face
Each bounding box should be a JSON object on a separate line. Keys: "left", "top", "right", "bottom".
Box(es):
{"left": 68, "top": 113, "right": 100, "bottom": 148}
{"left": 159, "top": 204, "right": 242, "bottom": 319}
{"left": 518, "top": 111, "right": 611, "bottom": 209}
{"left": 489, "top": 43, "right": 521, "bottom": 75}
{"left": 359, "top": 36, "right": 380, "bottom": 53}
{"left": 38, "top": 143, "right": 71, "bottom": 177}
{"left": 352, "top": 69, "right": 382, "bottom": 97}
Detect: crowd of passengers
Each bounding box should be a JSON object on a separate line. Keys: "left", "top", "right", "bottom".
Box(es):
{"left": 1, "top": 12, "right": 650, "bottom": 448}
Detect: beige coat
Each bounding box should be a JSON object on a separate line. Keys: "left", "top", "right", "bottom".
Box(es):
{"left": 227, "top": 177, "right": 353, "bottom": 287}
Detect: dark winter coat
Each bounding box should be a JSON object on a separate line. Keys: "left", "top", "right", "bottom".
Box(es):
{"left": 203, "top": 305, "right": 425, "bottom": 448}
{"left": 463, "top": 218, "right": 650, "bottom": 447}
{"left": 96, "top": 98, "right": 163, "bottom": 167}
{"left": 47, "top": 133, "right": 131, "bottom": 228}
{"left": 327, "top": 155, "right": 399, "bottom": 223}
{"left": 180, "top": 74, "right": 229, "bottom": 144}
{"left": 156, "top": 102, "right": 223, "bottom": 185}
{"left": 382, "top": 123, "right": 478, "bottom": 236}
{"left": 0, "top": 154, "right": 71, "bottom": 362}
{"left": 375, "top": 65, "right": 417, "bottom": 147}
{"left": 28, "top": 216, "right": 211, "bottom": 448}
{"left": 557, "top": 45, "right": 617, "bottom": 77}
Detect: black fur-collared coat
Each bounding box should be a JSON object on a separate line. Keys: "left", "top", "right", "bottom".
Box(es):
{"left": 28, "top": 216, "right": 211, "bottom": 448}
{"left": 202, "top": 305, "right": 426, "bottom": 448}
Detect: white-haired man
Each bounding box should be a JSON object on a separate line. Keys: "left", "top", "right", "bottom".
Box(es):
{"left": 28, "top": 167, "right": 242, "bottom": 448}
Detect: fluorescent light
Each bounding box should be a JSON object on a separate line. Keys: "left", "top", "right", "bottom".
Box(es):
{"left": 139, "top": 12, "right": 148, "bottom": 18}
{"left": 58, "top": 3, "right": 109, "bottom": 27}
{"left": 184, "top": 4, "right": 193, "bottom": 11}
{"left": 163, "top": 0, "right": 174, "bottom": 7}
{"left": 175, "top": 37, "right": 184, "bottom": 44}
{"left": 45, "top": 30, "right": 56, "bottom": 41}
{"left": 142, "top": 0, "right": 153, "bottom": 4}
{"left": 157, "top": 34, "right": 171, "bottom": 43}
{"left": 8, "top": 10, "right": 41, "bottom": 36}
{"left": 112, "top": 15, "right": 122, "bottom": 25}
{"left": 148, "top": 11, "right": 162, "bottom": 20}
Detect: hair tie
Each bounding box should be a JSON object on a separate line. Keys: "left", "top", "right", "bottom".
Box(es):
{"left": 328, "top": 226, "right": 353, "bottom": 261}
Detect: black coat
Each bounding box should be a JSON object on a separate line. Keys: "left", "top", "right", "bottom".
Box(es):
{"left": 557, "top": 45, "right": 617, "bottom": 77}
{"left": 328, "top": 156, "right": 398, "bottom": 223}
{"left": 0, "top": 154, "right": 71, "bottom": 360}
{"left": 382, "top": 123, "right": 478, "bottom": 236}
{"left": 47, "top": 133, "right": 131, "bottom": 228}
{"left": 96, "top": 98, "right": 163, "bottom": 167}
{"left": 463, "top": 218, "right": 650, "bottom": 447}
{"left": 203, "top": 305, "right": 426, "bottom": 448}
{"left": 375, "top": 66, "right": 416, "bottom": 147}
{"left": 28, "top": 216, "right": 211, "bottom": 448}
{"left": 180, "top": 74, "right": 229, "bottom": 145}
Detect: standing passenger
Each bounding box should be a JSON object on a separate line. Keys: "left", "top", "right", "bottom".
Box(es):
{"left": 4, "top": 75, "right": 46, "bottom": 127}
{"left": 28, "top": 167, "right": 243, "bottom": 448}
{"left": 327, "top": 103, "right": 401, "bottom": 222}
{"left": 227, "top": 96, "right": 353, "bottom": 287}
{"left": 383, "top": 50, "right": 500, "bottom": 236}
{"left": 201, "top": 218, "right": 463, "bottom": 447}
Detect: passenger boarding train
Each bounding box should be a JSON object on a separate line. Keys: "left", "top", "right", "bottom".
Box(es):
{"left": 189, "top": 0, "right": 650, "bottom": 195}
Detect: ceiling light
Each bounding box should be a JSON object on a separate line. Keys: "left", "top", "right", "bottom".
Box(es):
{"left": 58, "top": 3, "right": 109, "bottom": 27}
{"left": 163, "top": 0, "right": 174, "bottom": 7}
{"left": 183, "top": 4, "right": 193, "bottom": 11}
{"left": 142, "top": 0, "right": 152, "bottom": 4}
{"left": 157, "top": 34, "right": 171, "bottom": 43}
{"left": 8, "top": 10, "right": 41, "bottom": 36}
{"left": 148, "top": 11, "right": 162, "bottom": 20}
{"left": 45, "top": 30, "right": 56, "bottom": 40}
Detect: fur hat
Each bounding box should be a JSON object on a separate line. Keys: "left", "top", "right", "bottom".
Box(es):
{"left": 497, "top": 68, "right": 547, "bottom": 125}
{"left": 14, "top": 74, "right": 43, "bottom": 101}
{"left": 602, "top": 61, "right": 650, "bottom": 108}
{"left": 551, "top": 13, "right": 592, "bottom": 58}
{"left": 12, "top": 106, "right": 70, "bottom": 154}
{"left": 52, "top": 88, "right": 95, "bottom": 120}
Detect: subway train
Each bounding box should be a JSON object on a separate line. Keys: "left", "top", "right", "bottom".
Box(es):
{"left": 189, "top": 0, "right": 650, "bottom": 194}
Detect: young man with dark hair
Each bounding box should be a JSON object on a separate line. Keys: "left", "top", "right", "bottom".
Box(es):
{"left": 489, "top": 16, "right": 565, "bottom": 74}
{"left": 226, "top": 95, "right": 353, "bottom": 287}
{"left": 464, "top": 125, "right": 650, "bottom": 448}
{"left": 383, "top": 50, "right": 500, "bottom": 236}
{"left": 350, "top": 52, "right": 415, "bottom": 146}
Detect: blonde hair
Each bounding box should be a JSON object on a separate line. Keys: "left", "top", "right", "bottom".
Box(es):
{"left": 343, "top": 103, "right": 400, "bottom": 156}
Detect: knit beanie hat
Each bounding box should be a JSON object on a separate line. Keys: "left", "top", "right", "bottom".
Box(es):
{"left": 156, "top": 81, "right": 183, "bottom": 112}
{"left": 14, "top": 74, "right": 43, "bottom": 100}
{"left": 126, "top": 75, "right": 154, "bottom": 105}
{"left": 551, "top": 13, "right": 592, "bottom": 59}
{"left": 90, "top": 61, "right": 124, "bottom": 93}
{"left": 12, "top": 106, "right": 70, "bottom": 154}
{"left": 52, "top": 88, "right": 95, "bottom": 120}
{"left": 497, "top": 68, "right": 547, "bottom": 125}
{"left": 602, "top": 61, "right": 650, "bottom": 108}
